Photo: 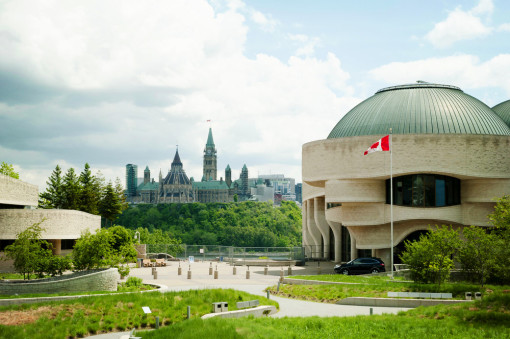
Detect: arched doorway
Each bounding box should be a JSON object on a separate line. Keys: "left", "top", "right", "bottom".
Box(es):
{"left": 393, "top": 229, "right": 429, "bottom": 264}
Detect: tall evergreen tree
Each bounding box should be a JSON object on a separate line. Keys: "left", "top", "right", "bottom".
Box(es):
{"left": 99, "top": 181, "right": 123, "bottom": 227}
{"left": 79, "top": 163, "right": 99, "bottom": 214}
{"left": 39, "top": 165, "right": 64, "bottom": 209}
{"left": 62, "top": 168, "right": 81, "bottom": 210}
{"left": 114, "top": 177, "right": 129, "bottom": 213}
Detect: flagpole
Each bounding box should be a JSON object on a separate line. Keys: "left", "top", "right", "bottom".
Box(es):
{"left": 390, "top": 128, "right": 394, "bottom": 279}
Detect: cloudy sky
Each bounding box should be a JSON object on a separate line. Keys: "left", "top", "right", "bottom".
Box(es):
{"left": 1, "top": 0, "right": 509, "bottom": 190}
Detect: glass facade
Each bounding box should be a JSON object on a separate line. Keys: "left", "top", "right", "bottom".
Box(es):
{"left": 386, "top": 174, "right": 460, "bottom": 207}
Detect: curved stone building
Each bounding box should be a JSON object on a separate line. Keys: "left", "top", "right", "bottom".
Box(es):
{"left": 302, "top": 82, "right": 510, "bottom": 266}
{"left": 0, "top": 174, "right": 100, "bottom": 270}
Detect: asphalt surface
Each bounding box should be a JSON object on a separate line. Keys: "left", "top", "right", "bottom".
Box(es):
{"left": 89, "top": 261, "right": 411, "bottom": 338}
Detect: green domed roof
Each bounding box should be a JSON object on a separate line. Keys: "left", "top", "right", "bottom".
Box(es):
{"left": 328, "top": 82, "right": 510, "bottom": 138}
{"left": 492, "top": 100, "right": 510, "bottom": 127}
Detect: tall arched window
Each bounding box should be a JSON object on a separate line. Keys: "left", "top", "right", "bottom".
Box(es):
{"left": 386, "top": 174, "right": 460, "bottom": 207}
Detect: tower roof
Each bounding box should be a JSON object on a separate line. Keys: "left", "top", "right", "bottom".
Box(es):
{"left": 327, "top": 82, "right": 510, "bottom": 138}
{"left": 492, "top": 99, "right": 510, "bottom": 127}
{"left": 172, "top": 149, "right": 182, "bottom": 166}
{"left": 206, "top": 128, "right": 215, "bottom": 147}
{"left": 144, "top": 166, "right": 149, "bottom": 172}
{"left": 226, "top": 164, "right": 231, "bottom": 170}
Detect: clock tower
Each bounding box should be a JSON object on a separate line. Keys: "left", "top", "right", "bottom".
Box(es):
{"left": 203, "top": 127, "right": 217, "bottom": 181}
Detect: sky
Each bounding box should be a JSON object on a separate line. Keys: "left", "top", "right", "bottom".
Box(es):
{"left": 1, "top": 0, "right": 509, "bottom": 191}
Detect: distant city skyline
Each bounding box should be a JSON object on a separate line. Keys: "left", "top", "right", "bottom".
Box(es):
{"left": 1, "top": 0, "right": 509, "bottom": 190}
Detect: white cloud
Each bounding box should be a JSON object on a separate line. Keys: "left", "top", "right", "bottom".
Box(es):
{"left": 369, "top": 54, "right": 510, "bottom": 96}
{"left": 250, "top": 10, "right": 278, "bottom": 32}
{"left": 425, "top": 5, "right": 492, "bottom": 48}
{"left": 471, "top": 0, "right": 494, "bottom": 15}
{"left": 288, "top": 34, "right": 321, "bottom": 57}
{"left": 498, "top": 23, "right": 510, "bottom": 32}
{"left": 0, "top": 0, "right": 357, "bottom": 189}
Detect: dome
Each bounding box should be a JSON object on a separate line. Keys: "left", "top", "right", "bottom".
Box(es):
{"left": 492, "top": 99, "right": 510, "bottom": 127}
{"left": 328, "top": 82, "right": 510, "bottom": 138}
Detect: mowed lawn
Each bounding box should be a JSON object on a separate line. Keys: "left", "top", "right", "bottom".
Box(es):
{"left": 268, "top": 274, "right": 510, "bottom": 302}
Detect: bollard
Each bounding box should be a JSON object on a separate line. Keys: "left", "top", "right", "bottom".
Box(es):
{"left": 187, "top": 266, "right": 192, "bottom": 279}
{"left": 370, "top": 308, "right": 373, "bottom": 315}
{"left": 317, "top": 261, "right": 321, "bottom": 275}
{"left": 280, "top": 267, "right": 284, "bottom": 278}
{"left": 187, "top": 306, "right": 191, "bottom": 319}
{"left": 155, "top": 316, "right": 159, "bottom": 329}
{"left": 214, "top": 269, "right": 218, "bottom": 279}
{"left": 233, "top": 265, "right": 237, "bottom": 275}
{"left": 246, "top": 266, "right": 250, "bottom": 279}
{"left": 277, "top": 281, "right": 280, "bottom": 292}
{"left": 264, "top": 265, "right": 268, "bottom": 275}
{"left": 267, "top": 290, "right": 270, "bottom": 299}
{"left": 152, "top": 267, "right": 156, "bottom": 276}
{"left": 288, "top": 266, "right": 292, "bottom": 276}
{"left": 209, "top": 262, "right": 213, "bottom": 275}
{"left": 178, "top": 262, "right": 182, "bottom": 275}
{"left": 154, "top": 271, "right": 158, "bottom": 279}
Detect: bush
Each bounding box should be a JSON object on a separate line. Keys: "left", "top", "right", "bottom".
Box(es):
{"left": 125, "top": 276, "right": 143, "bottom": 288}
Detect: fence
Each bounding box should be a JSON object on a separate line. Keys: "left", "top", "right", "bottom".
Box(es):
{"left": 145, "top": 244, "right": 305, "bottom": 265}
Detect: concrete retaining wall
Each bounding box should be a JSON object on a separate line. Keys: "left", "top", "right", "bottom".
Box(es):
{"left": 282, "top": 278, "right": 360, "bottom": 285}
{"left": 0, "top": 268, "right": 118, "bottom": 295}
{"left": 337, "top": 297, "right": 472, "bottom": 307}
{"left": 201, "top": 305, "right": 277, "bottom": 319}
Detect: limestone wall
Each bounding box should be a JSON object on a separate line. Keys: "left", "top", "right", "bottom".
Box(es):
{"left": 0, "top": 268, "right": 118, "bottom": 295}
{"left": 0, "top": 174, "right": 38, "bottom": 207}
{"left": 0, "top": 209, "right": 101, "bottom": 239}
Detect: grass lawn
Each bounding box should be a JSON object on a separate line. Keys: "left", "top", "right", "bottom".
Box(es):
{"left": 271, "top": 274, "right": 510, "bottom": 302}
{"left": 0, "top": 289, "right": 277, "bottom": 339}
{"left": 0, "top": 280, "right": 156, "bottom": 299}
{"left": 141, "top": 294, "right": 510, "bottom": 339}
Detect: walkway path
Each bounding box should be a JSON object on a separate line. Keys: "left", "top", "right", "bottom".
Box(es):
{"left": 90, "top": 261, "right": 411, "bottom": 338}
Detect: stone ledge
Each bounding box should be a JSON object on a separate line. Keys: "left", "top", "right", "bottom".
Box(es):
{"left": 282, "top": 278, "right": 360, "bottom": 285}
{"left": 201, "top": 305, "right": 277, "bottom": 319}
{"left": 336, "top": 297, "right": 473, "bottom": 307}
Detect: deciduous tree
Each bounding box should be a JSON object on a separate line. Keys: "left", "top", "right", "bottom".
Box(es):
{"left": 0, "top": 162, "right": 19, "bottom": 179}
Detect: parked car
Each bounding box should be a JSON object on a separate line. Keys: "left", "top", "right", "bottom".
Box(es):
{"left": 334, "top": 257, "right": 386, "bottom": 275}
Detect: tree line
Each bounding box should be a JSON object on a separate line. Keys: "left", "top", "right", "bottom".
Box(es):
{"left": 401, "top": 195, "right": 510, "bottom": 287}
{"left": 39, "top": 163, "right": 128, "bottom": 226}
{"left": 115, "top": 201, "right": 303, "bottom": 248}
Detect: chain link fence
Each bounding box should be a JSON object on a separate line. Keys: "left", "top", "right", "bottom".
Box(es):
{"left": 146, "top": 244, "right": 305, "bottom": 265}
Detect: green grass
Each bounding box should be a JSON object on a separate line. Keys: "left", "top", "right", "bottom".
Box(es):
{"left": 0, "top": 289, "right": 277, "bottom": 339}
{"left": 0, "top": 283, "right": 155, "bottom": 299}
{"left": 141, "top": 294, "right": 510, "bottom": 339}
{"left": 275, "top": 274, "right": 510, "bottom": 302}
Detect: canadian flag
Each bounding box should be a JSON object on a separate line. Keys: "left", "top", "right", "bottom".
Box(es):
{"left": 364, "top": 135, "right": 390, "bottom": 155}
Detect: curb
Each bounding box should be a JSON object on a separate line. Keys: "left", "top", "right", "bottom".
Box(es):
{"left": 201, "top": 305, "right": 278, "bottom": 319}
{"left": 336, "top": 297, "right": 473, "bottom": 307}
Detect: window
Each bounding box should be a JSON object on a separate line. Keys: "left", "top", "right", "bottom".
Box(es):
{"left": 386, "top": 174, "right": 460, "bottom": 207}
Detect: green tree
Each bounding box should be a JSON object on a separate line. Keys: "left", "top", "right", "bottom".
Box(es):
{"left": 39, "top": 165, "right": 64, "bottom": 209}
{"left": 72, "top": 229, "right": 114, "bottom": 270}
{"left": 400, "top": 225, "right": 461, "bottom": 287}
{"left": 62, "top": 167, "right": 81, "bottom": 210}
{"left": 99, "top": 181, "right": 123, "bottom": 227}
{"left": 78, "top": 163, "right": 99, "bottom": 214}
{"left": 3, "top": 220, "right": 52, "bottom": 279}
{"left": 0, "top": 162, "right": 19, "bottom": 179}
{"left": 488, "top": 195, "right": 510, "bottom": 283}
{"left": 458, "top": 226, "right": 499, "bottom": 287}
{"left": 114, "top": 177, "right": 129, "bottom": 213}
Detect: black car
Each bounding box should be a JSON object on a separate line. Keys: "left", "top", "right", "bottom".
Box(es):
{"left": 334, "top": 257, "right": 386, "bottom": 275}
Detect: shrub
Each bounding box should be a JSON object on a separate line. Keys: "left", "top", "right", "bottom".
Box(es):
{"left": 125, "top": 276, "right": 143, "bottom": 288}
